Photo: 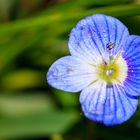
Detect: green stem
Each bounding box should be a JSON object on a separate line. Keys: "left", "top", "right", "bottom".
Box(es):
{"left": 87, "top": 121, "right": 96, "bottom": 140}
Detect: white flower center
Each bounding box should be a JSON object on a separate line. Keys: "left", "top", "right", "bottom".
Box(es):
{"left": 93, "top": 52, "right": 128, "bottom": 86}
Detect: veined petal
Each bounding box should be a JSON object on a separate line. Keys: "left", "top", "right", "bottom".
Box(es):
{"left": 47, "top": 56, "right": 97, "bottom": 92}
{"left": 123, "top": 35, "right": 140, "bottom": 96}
{"left": 68, "top": 14, "right": 129, "bottom": 63}
{"left": 80, "top": 83, "right": 138, "bottom": 126}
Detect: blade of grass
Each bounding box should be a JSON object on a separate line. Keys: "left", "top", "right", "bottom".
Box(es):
{"left": 0, "top": 4, "right": 140, "bottom": 35}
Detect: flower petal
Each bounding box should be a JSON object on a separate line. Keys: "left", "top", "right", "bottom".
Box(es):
{"left": 123, "top": 35, "right": 140, "bottom": 96}
{"left": 47, "top": 56, "right": 97, "bottom": 92}
{"left": 80, "top": 83, "right": 138, "bottom": 126}
{"left": 68, "top": 14, "right": 129, "bottom": 63}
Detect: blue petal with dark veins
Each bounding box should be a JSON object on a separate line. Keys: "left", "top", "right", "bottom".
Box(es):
{"left": 80, "top": 83, "right": 138, "bottom": 126}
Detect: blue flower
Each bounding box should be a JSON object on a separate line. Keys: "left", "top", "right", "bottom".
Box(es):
{"left": 47, "top": 14, "right": 140, "bottom": 126}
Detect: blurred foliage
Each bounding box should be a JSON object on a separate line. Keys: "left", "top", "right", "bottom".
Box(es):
{"left": 0, "top": 0, "right": 140, "bottom": 140}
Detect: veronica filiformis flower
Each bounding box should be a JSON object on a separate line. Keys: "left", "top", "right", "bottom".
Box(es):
{"left": 47, "top": 14, "right": 140, "bottom": 126}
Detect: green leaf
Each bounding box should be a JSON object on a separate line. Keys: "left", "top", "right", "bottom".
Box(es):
{"left": 76, "top": 0, "right": 131, "bottom": 6}
{"left": 0, "top": 4, "right": 140, "bottom": 35}
{"left": 0, "top": 94, "right": 79, "bottom": 138}
{"left": 1, "top": 70, "right": 43, "bottom": 90}
{"left": 0, "top": 111, "right": 79, "bottom": 138}
{"left": 54, "top": 90, "right": 78, "bottom": 108}
{"left": 0, "top": 94, "right": 55, "bottom": 116}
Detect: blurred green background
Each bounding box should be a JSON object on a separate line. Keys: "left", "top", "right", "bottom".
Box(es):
{"left": 0, "top": 0, "right": 140, "bottom": 140}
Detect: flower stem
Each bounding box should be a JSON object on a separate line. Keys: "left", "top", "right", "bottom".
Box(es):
{"left": 87, "top": 120, "right": 96, "bottom": 140}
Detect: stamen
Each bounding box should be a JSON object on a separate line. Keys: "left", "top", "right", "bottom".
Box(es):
{"left": 106, "top": 42, "right": 115, "bottom": 57}
{"left": 106, "top": 69, "right": 114, "bottom": 76}
{"left": 106, "top": 42, "right": 115, "bottom": 50}
{"left": 96, "top": 48, "right": 127, "bottom": 86}
{"left": 107, "top": 82, "right": 113, "bottom": 88}
{"left": 106, "top": 42, "right": 115, "bottom": 63}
